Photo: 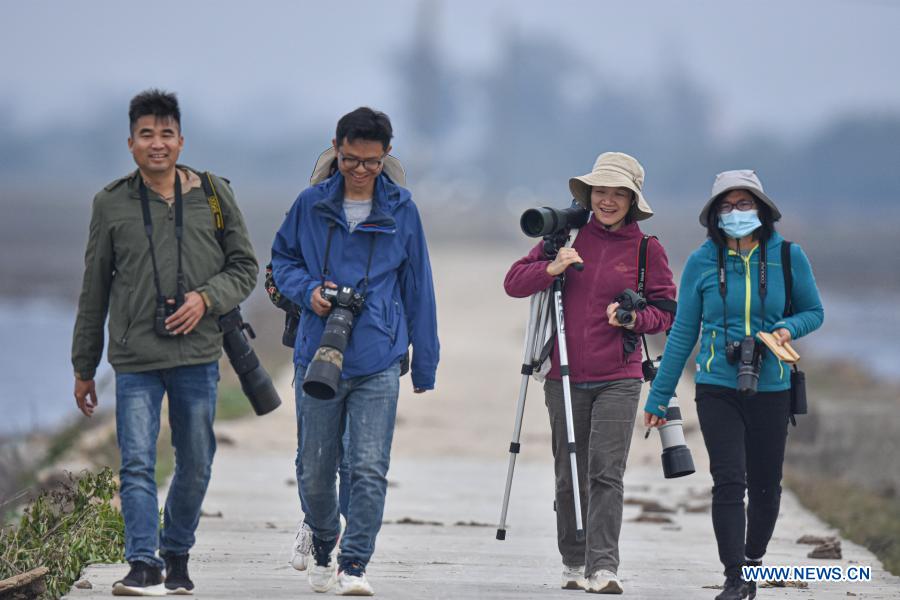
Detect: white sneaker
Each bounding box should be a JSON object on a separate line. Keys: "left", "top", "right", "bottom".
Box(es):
{"left": 585, "top": 569, "right": 623, "bottom": 594}
{"left": 307, "top": 537, "right": 338, "bottom": 593}
{"left": 335, "top": 567, "right": 375, "bottom": 596}
{"left": 290, "top": 522, "right": 313, "bottom": 571}
{"left": 561, "top": 564, "right": 586, "bottom": 590}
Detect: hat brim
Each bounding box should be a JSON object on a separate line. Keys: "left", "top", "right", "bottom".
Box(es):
{"left": 310, "top": 147, "right": 407, "bottom": 187}
{"left": 698, "top": 186, "right": 781, "bottom": 227}
{"left": 569, "top": 171, "right": 653, "bottom": 221}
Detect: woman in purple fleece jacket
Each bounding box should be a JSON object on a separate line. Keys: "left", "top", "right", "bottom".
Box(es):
{"left": 504, "top": 152, "right": 676, "bottom": 594}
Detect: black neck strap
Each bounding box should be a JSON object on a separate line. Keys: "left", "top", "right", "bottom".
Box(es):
{"left": 139, "top": 173, "right": 184, "bottom": 304}
{"left": 717, "top": 239, "right": 767, "bottom": 347}
{"left": 321, "top": 224, "right": 378, "bottom": 296}
{"left": 637, "top": 235, "right": 652, "bottom": 363}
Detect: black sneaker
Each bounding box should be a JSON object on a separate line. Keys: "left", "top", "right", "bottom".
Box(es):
{"left": 112, "top": 561, "right": 165, "bottom": 596}
{"left": 714, "top": 576, "right": 750, "bottom": 600}
{"left": 163, "top": 553, "right": 195, "bottom": 595}
{"left": 744, "top": 559, "right": 762, "bottom": 600}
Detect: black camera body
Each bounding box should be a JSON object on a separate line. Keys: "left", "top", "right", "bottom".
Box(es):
{"left": 154, "top": 296, "right": 184, "bottom": 337}
{"left": 321, "top": 285, "right": 366, "bottom": 315}
{"left": 303, "top": 285, "right": 366, "bottom": 400}
{"left": 614, "top": 288, "right": 647, "bottom": 326}
{"left": 726, "top": 336, "right": 762, "bottom": 397}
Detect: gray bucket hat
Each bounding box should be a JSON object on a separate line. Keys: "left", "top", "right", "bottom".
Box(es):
{"left": 699, "top": 169, "right": 781, "bottom": 227}
{"left": 568, "top": 152, "right": 653, "bottom": 221}
{"left": 310, "top": 146, "right": 406, "bottom": 186}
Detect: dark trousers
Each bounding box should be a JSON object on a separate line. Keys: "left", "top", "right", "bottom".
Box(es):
{"left": 544, "top": 378, "right": 641, "bottom": 576}
{"left": 696, "top": 384, "right": 791, "bottom": 578}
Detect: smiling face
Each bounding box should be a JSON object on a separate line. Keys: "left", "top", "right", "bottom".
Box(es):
{"left": 333, "top": 137, "right": 390, "bottom": 199}
{"left": 128, "top": 115, "right": 183, "bottom": 177}
{"left": 590, "top": 186, "right": 634, "bottom": 228}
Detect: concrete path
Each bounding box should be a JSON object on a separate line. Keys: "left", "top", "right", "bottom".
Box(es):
{"left": 65, "top": 249, "right": 899, "bottom": 598}
{"left": 64, "top": 395, "right": 899, "bottom": 599}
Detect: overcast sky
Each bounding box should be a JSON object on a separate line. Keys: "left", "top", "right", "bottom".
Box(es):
{"left": 2, "top": 0, "right": 898, "bottom": 140}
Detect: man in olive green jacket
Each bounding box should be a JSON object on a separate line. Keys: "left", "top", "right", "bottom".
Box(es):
{"left": 71, "top": 89, "right": 257, "bottom": 596}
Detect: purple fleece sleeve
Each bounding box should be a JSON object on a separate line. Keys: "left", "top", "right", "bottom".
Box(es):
{"left": 503, "top": 242, "right": 556, "bottom": 298}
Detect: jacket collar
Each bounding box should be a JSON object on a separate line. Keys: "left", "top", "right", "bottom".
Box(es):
{"left": 313, "top": 172, "right": 401, "bottom": 234}
{"left": 703, "top": 231, "right": 786, "bottom": 259}
{"left": 583, "top": 216, "right": 643, "bottom": 239}
{"left": 123, "top": 165, "right": 202, "bottom": 199}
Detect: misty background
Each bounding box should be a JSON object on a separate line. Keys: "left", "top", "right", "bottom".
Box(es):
{"left": 1, "top": 0, "right": 899, "bottom": 440}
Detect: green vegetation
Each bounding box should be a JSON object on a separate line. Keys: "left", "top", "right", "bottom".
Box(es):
{"left": 0, "top": 468, "right": 124, "bottom": 599}
{"left": 216, "top": 382, "right": 255, "bottom": 421}
{"left": 786, "top": 472, "right": 900, "bottom": 576}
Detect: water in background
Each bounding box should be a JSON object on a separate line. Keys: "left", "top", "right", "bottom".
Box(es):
{"left": 0, "top": 289, "right": 896, "bottom": 437}
{"left": 813, "top": 291, "right": 900, "bottom": 381}
{"left": 0, "top": 298, "right": 110, "bottom": 437}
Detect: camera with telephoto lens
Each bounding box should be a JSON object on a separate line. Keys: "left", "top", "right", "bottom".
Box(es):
{"left": 219, "top": 307, "right": 282, "bottom": 415}
{"left": 655, "top": 396, "right": 696, "bottom": 479}
{"left": 154, "top": 295, "right": 184, "bottom": 337}
{"left": 726, "top": 336, "right": 762, "bottom": 397}
{"left": 520, "top": 202, "right": 590, "bottom": 238}
{"left": 303, "top": 285, "right": 366, "bottom": 400}
{"left": 614, "top": 288, "right": 647, "bottom": 326}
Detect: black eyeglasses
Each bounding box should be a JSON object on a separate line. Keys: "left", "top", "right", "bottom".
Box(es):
{"left": 718, "top": 199, "right": 757, "bottom": 214}
{"left": 338, "top": 152, "right": 385, "bottom": 172}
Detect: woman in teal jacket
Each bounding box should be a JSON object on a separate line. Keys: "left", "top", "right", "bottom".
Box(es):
{"left": 643, "top": 170, "right": 823, "bottom": 600}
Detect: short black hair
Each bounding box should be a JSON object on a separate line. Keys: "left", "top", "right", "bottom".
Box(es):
{"left": 129, "top": 89, "right": 180, "bottom": 134}
{"left": 335, "top": 107, "right": 393, "bottom": 151}
{"left": 705, "top": 191, "right": 777, "bottom": 247}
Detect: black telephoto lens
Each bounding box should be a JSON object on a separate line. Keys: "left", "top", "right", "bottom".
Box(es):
{"left": 520, "top": 203, "right": 590, "bottom": 237}
{"left": 219, "top": 307, "right": 282, "bottom": 415}
{"left": 303, "top": 306, "right": 356, "bottom": 400}
{"left": 736, "top": 337, "right": 761, "bottom": 397}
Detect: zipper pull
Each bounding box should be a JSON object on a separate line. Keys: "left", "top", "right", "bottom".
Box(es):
{"left": 167, "top": 203, "right": 174, "bottom": 220}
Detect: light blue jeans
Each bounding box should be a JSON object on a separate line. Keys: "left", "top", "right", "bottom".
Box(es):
{"left": 294, "top": 365, "right": 351, "bottom": 520}
{"left": 115, "top": 362, "right": 218, "bottom": 567}
{"left": 295, "top": 362, "right": 400, "bottom": 568}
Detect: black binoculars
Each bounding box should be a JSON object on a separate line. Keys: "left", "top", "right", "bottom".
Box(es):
{"left": 614, "top": 288, "right": 647, "bottom": 326}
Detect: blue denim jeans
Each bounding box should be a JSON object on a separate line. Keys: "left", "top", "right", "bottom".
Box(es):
{"left": 295, "top": 362, "right": 400, "bottom": 568}
{"left": 115, "top": 362, "right": 219, "bottom": 567}
{"left": 294, "top": 365, "right": 351, "bottom": 519}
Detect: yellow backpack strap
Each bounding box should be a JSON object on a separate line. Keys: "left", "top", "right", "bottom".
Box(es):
{"left": 200, "top": 172, "right": 226, "bottom": 247}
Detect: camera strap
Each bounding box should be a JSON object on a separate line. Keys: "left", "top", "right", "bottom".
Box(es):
{"left": 199, "top": 172, "right": 226, "bottom": 247}
{"left": 636, "top": 235, "right": 678, "bottom": 379}
{"left": 636, "top": 236, "right": 653, "bottom": 369}
{"left": 139, "top": 174, "right": 185, "bottom": 304}
{"left": 781, "top": 241, "right": 793, "bottom": 317}
{"left": 320, "top": 222, "right": 378, "bottom": 296}
{"left": 717, "top": 240, "right": 768, "bottom": 350}
{"left": 780, "top": 240, "right": 800, "bottom": 380}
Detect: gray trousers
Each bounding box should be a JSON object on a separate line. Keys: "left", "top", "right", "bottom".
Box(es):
{"left": 544, "top": 378, "right": 641, "bottom": 576}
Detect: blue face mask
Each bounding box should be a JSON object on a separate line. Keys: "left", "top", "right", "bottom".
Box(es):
{"left": 718, "top": 209, "right": 761, "bottom": 239}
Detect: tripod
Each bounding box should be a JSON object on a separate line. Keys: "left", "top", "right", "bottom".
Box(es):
{"left": 497, "top": 235, "right": 585, "bottom": 542}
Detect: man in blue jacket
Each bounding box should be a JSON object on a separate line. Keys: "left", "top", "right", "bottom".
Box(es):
{"left": 271, "top": 107, "right": 439, "bottom": 596}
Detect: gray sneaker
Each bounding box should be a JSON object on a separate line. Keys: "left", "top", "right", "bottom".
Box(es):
{"left": 585, "top": 569, "right": 623, "bottom": 594}
{"left": 561, "top": 564, "right": 586, "bottom": 590}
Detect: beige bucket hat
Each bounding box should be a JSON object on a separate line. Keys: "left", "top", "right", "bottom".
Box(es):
{"left": 698, "top": 169, "right": 781, "bottom": 227}
{"left": 568, "top": 152, "right": 653, "bottom": 221}
{"left": 310, "top": 146, "right": 407, "bottom": 186}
